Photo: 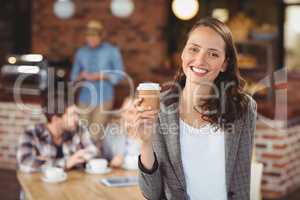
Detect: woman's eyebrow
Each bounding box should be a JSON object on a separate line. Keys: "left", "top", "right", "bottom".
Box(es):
{"left": 208, "top": 48, "right": 222, "bottom": 53}
{"left": 190, "top": 43, "right": 222, "bottom": 52}
{"left": 189, "top": 43, "right": 201, "bottom": 48}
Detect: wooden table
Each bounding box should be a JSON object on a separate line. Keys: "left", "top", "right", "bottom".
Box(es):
{"left": 17, "top": 169, "right": 145, "bottom": 200}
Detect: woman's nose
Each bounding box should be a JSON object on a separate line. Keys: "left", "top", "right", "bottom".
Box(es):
{"left": 193, "top": 51, "right": 207, "bottom": 66}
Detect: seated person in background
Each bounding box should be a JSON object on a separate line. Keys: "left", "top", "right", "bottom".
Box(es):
{"left": 17, "top": 93, "right": 98, "bottom": 173}
{"left": 101, "top": 97, "right": 141, "bottom": 168}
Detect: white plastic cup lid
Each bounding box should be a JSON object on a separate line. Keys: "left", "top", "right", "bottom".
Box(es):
{"left": 137, "top": 83, "right": 161, "bottom": 91}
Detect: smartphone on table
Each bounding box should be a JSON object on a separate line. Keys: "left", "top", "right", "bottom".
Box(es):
{"left": 100, "top": 176, "right": 138, "bottom": 187}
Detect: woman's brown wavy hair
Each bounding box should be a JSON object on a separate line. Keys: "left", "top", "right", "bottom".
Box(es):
{"left": 168, "top": 17, "right": 248, "bottom": 126}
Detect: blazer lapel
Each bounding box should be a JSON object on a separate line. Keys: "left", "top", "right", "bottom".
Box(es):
{"left": 160, "top": 103, "right": 186, "bottom": 189}
{"left": 224, "top": 119, "right": 243, "bottom": 192}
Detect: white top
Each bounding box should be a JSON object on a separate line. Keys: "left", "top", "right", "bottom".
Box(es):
{"left": 180, "top": 119, "right": 227, "bottom": 200}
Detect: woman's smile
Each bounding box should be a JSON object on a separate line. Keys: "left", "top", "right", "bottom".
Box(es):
{"left": 190, "top": 66, "right": 209, "bottom": 77}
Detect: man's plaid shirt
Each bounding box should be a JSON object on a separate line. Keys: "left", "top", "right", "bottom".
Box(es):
{"left": 17, "top": 123, "right": 99, "bottom": 173}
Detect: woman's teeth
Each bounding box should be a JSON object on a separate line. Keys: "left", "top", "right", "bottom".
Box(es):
{"left": 191, "top": 67, "right": 208, "bottom": 74}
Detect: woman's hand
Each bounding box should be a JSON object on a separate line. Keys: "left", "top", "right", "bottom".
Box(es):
{"left": 110, "top": 154, "right": 124, "bottom": 168}
{"left": 124, "top": 98, "right": 159, "bottom": 145}
{"left": 124, "top": 97, "right": 159, "bottom": 170}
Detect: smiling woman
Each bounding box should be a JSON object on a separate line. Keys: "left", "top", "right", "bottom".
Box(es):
{"left": 125, "top": 17, "right": 257, "bottom": 200}
{"left": 173, "top": 17, "right": 249, "bottom": 125}
{"left": 181, "top": 26, "right": 227, "bottom": 81}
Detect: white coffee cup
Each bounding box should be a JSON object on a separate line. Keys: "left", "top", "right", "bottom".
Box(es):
{"left": 43, "top": 167, "right": 65, "bottom": 180}
{"left": 86, "top": 158, "right": 108, "bottom": 172}
{"left": 123, "top": 155, "right": 138, "bottom": 170}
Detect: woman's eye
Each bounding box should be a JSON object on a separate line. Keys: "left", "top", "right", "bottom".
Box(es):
{"left": 189, "top": 47, "right": 198, "bottom": 53}
{"left": 208, "top": 52, "right": 219, "bottom": 58}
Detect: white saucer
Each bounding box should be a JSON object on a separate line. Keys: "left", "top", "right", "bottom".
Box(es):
{"left": 41, "top": 173, "right": 67, "bottom": 183}
{"left": 85, "top": 167, "right": 112, "bottom": 174}
{"left": 122, "top": 164, "right": 138, "bottom": 171}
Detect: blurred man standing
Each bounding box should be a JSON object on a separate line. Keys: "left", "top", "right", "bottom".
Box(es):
{"left": 71, "top": 20, "right": 124, "bottom": 147}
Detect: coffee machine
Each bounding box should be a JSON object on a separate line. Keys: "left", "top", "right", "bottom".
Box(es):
{"left": 0, "top": 54, "right": 48, "bottom": 95}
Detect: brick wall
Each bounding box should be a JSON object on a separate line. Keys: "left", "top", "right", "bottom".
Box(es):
{"left": 32, "top": 0, "right": 169, "bottom": 84}
{"left": 0, "top": 102, "right": 45, "bottom": 169}
{"left": 255, "top": 121, "right": 300, "bottom": 199}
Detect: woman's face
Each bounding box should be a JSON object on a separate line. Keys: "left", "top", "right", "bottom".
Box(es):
{"left": 62, "top": 106, "right": 79, "bottom": 132}
{"left": 181, "top": 26, "right": 227, "bottom": 86}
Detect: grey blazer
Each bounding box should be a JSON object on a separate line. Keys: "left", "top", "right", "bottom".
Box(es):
{"left": 138, "top": 91, "right": 257, "bottom": 200}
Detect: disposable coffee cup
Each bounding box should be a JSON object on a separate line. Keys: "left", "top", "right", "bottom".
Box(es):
{"left": 137, "top": 83, "right": 161, "bottom": 110}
